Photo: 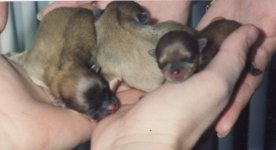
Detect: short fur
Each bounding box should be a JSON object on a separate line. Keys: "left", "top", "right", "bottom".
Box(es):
{"left": 11, "top": 8, "right": 119, "bottom": 120}
{"left": 155, "top": 19, "right": 262, "bottom": 82}
{"left": 8, "top": 1, "right": 200, "bottom": 118}
{"left": 198, "top": 20, "right": 241, "bottom": 69}
{"left": 155, "top": 31, "right": 201, "bottom": 82}
{"left": 95, "top": 1, "right": 197, "bottom": 92}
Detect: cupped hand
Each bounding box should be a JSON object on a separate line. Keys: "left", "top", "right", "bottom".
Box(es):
{"left": 39, "top": 1, "right": 191, "bottom": 24}
{"left": 91, "top": 25, "right": 259, "bottom": 150}
{"left": 197, "top": 0, "right": 276, "bottom": 137}
{"left": 0, "top": 56, "right": 95, "bottom": 149}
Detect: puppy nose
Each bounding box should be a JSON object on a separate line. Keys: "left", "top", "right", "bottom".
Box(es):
{"left": 107, "top": 99, "right": 120, "bottom": 113}
{"left": 107, "top": 104, "right": 116, "bottom": 113}
{"left": 170, "top": 68, "right": 183, "bottom": 79}
{"left": 171, "top": 68, "right": 181, "bottom": 76}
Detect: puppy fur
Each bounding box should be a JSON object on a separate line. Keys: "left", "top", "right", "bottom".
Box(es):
{"left": 95, "top": 1, "right": 197, "bottom": 92}
{"left": 10, "top": 8, "right": 119, "bottom": 120}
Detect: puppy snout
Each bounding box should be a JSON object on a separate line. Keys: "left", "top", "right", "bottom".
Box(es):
{"left": 164, "top": 62, "right": 195, "bottom": 82}
{"left": 100, "top": 95, "right": 120, "bottom": 114}
{"left": 77, "top": 75, "right": 120, "bottom": 120}
{"left": 106, "top": 97, "right": 120, "bottom": 113}
{"left": 90, "top": 96, "right": 120, "bottom": 121}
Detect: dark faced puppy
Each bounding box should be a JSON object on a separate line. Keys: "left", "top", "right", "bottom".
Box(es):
{"left": 11, "top": 7, "right": 120, "bottom": 121}
{"left": 155, "top": 31, "right": 207, "bottom": 82}
{"left": 62, "top": 69, "right": 119, "bottom": 120}
{"left": 155, "top": 19, "right": 262, "bottom": 83}
{"left": 40, "top": 8, "right": 120, "bottom": 121}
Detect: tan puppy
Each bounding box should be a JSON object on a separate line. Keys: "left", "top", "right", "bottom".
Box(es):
{"left": 95, "top": 1, "right": 196, "bottom": 92}
{"left": 10, "top": 8, "right": 118, "bottom": 120}
{"left": 8, "top": 1, "right": 196, "bottom": 119}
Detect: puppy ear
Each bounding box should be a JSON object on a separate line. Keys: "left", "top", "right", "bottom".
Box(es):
{"left": 197, "top": 37, "right": 208, "bottom": 53}
{"left": 148, "top": 49, "right": 156, "bottom": 58}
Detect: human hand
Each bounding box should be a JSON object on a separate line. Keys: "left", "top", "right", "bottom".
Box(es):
{"left": 39, "top": 1, "right": 191, "bottom": 24}
{"left": 39, "top": 1, "right": 100, "bottom": 17}
{"left": 91, "top": 25, "right": 259, "bottom": 150}
{"left": 0, "top": 2, "right": 8, "bottom": 32}
{"left": 0, "top": 56, "right": 95, "bottom": 149}
{"left": 197, "top": 0, "right": 276, "bottom": 137}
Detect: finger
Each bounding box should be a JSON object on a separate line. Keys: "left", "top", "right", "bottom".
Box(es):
{"left": 116, "top": 88, "right": 145, "bottom": 105}
{"left": 0, "top": 2, "right": 8, "bottom": 32}
{"left": 215, "top": 37, "right": 273, "bottom": 137}
{"left": 1, "top": 56, "right": 55, "bottom": 103}
{"left": 215, "top": 75, "right": 263, "bottom": 137}
{"left": 116, "top": 83, "right": 132, "bottom": 92}
{"left": 196, "top": 0, "right": 236, "bottom": 30}
{"left": 94, "top": 1, "right": 111, "bottom": 9}
{"left": 40, "top": 1, "right": 95, "bottom": 17}
{"left": 0, "top": 56, "right": 95, "bottom": 149}
{"left": 45, "top": 108, "right": 96, "bottom": 149}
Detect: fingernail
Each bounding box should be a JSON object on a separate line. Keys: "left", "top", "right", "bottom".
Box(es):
{"left": 217, "top": 132, "right": 227, "bottom": 138}
{"left": 217, "top": 124, "right": 231, "bottom": 138}
{"left": 36, "top": 11, "right": 43, "bottom": 21}
{"left": 217, "top": 130, "right": 230, "bottom": 138}
{"left": 247, "top": 26, "right": 259, "bottom": 46}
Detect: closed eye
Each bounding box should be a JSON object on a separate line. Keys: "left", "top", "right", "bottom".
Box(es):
{"left": 158, "top": 62, "right": 168, "bottom": 69}
{"left": 136, "top": 12, "right": 149, "bottom": 25}
{"left": 180, "top": 57, "right": 193, "bottom": 63}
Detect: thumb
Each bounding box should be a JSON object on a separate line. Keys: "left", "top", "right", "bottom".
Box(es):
{"left": 38, "top": 2, "right": 95, "bottom": 20}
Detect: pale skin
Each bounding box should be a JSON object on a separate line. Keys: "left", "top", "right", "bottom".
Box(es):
{"left": 0, "top": 2, "right": 8, "bottom": 32}
{"left": 0, "top": 0, "right": 274, "bottom": 149}
{"left": 197, "top": 0, "right": 276, "bottom": 137}
{"left": 0, "top": 56, "right": 95, "bottom": 149}
{"left": 0, "top": 24, "right": 259, "bottom": 150}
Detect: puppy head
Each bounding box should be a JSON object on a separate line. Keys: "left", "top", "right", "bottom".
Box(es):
{"left": 77, "top": 74, "right": 119, "bottom": 120}
{"left": 155, "top": 31, "right": 207, "bottom": 82}
{"left": 62, "top": 70, "right": 119, "bottom": 121}
{"left": 104, "top": 1, "right": 149, "bottom": 25}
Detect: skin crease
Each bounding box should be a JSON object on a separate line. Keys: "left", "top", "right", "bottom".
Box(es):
{"left": 0, "top": 0, "right": 273, "bottom": 149}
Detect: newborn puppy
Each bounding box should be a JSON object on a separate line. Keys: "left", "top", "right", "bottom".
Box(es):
{"left": 155, "top": 19, "right": 262, "bottom": 82}
{"left": 198, "top": 19, "right": 242, "bottom": 69}
{"left": 9, "top": 7, "right": 119, "bottom": 120}
{"left": 155, "top": 31, "right": 206, "bottom": 82}
{"left": 198, "top": 19, "right": 262, "bottom": 75}
{"left": 96, "top": 1, "right": 196, "bottom": 92}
